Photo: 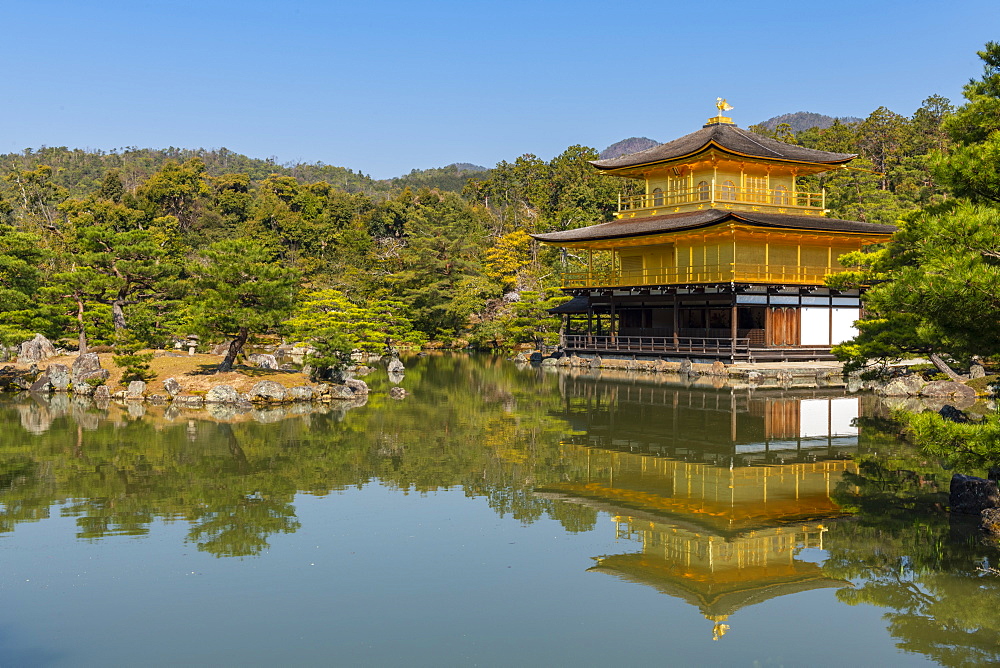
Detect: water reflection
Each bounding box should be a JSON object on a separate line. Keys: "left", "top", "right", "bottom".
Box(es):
{"left": 1, "top": 355, "right": 998, "bottom": 665}
{"left": 538, "top": 377, "right": 866, "bottom": 637}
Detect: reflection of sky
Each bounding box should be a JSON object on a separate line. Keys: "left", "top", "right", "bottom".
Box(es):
{"left": 0, "top": 486, "right": 924, "bottom": 666}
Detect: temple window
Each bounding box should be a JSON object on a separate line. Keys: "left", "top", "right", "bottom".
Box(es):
{"left": 652, "top": 187, "right": 664, "bottom": 206}
{"left": 697, "top": 181, "right": 710, "bottom": 201}
{"left": 668, "top": 177, "right": 685, "bottom": 204}
{"left": 771, "top": 185, "right": 789, "bottom": 205}
{"left": 746, "top": 176, "right": 767, "bottom": 203}
{"left": 720, "top": 180, "right": 737, "bottom": 201}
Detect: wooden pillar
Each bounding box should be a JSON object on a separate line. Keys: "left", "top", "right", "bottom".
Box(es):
{"left": 672, "top": 294, "right": 680, "bottom": 349}
{"left": 610, "top": 297, "right": 616, "bottom": 342}
{"left": 731, "top": 301, "right": 738, "bottom": 361}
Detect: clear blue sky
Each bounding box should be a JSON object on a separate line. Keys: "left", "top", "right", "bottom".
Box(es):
{"left": 4, "top": 0, "right": 998, "bottom": 179}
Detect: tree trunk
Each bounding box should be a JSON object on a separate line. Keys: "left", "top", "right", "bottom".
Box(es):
{"left": 112, "top": 299, "right": 127, "bottom": 331}
{"left": 218, "top": 327, "right": 248, "bottom": 372}
{"left": 76, "top": 297, "right": 88, "bottom": 354}
{"left": 929, "top": 352, "right": 966, "bottom": 382}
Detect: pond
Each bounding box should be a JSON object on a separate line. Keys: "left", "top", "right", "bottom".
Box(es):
{"left": 1, "top": 354, "right": 998, "bottom": 667}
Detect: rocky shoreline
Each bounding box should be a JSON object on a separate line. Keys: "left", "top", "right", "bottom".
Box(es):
{"left": 1, "top": 335, "right": 401, "bottom": 408}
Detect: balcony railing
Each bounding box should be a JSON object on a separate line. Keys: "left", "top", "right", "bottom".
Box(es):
{"left": 619, "top": 184, "right": 825, "bottom": 215}
{"left": 561, "top": 263, "right": 836, "bottom": 288}
{"left": 562, "top": 334, "right": 750, "bottom": 357}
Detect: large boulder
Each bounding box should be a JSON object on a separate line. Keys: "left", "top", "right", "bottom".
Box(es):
{"left": 29, "top": 374, "right": 51, "bottom": 393}
{"left": 323, "top": 383, "right": 356, "bottom": 400}
{"left": 387, "top": 358, "right": 405, "bottom": 374}
{"left": 249, "top": 380, "right": 287, "bottom": 402}
{"left": 540, "top": 357, "right": 558, "bottom": 367}
{"left": 17, "top": 334, "right": 57, "bottom": 365}
{"left": 389, "top": 386, "right": 408, "bottom": 400}
{"left": 678, "top": 359, "right": 693, "bottom": 375}
{"left": 126, "top": 380, "right": 146, "bottom": 399}
{"left": 950, "top": 474, "right": 1000, "bottom": 515}
{"left": 921, "top": 380, "right": 977, "bottom": 399}
{"left": 210, "top": 340, "right": 232, "bottom": 356}
{"left": 76, "top": 369, "right": 110, "bottom": 390}
{"left": 48, "top": 364, "right": 71, "bottom": 391}
{"left": 93, "top": 384, "right": 111, "bottom": 401}
{"left": 981, "top": 508, "right": 1000, "bottom": 537}
{"left": 882, "top": 374, "right": 925, "bottom": 396}
{"left": 175, "top": 395, "right": 204, "bottom": 407}
{"left": 205, "top": 385, "right": 241, "bottom": 403}
{"left": 247, "top": 353, "right": 279, "bottom": 370}
{"left": 286, "top": 385, "right": 315, "bottom": 402}
{"left": 162, "top": 377, "right": 182, "bottom": 396}
{"left": 344, "top": 378, "right": 369, "bottom": 396}
{"left": 71, "top": 353, "right": 103, "bottom": 386}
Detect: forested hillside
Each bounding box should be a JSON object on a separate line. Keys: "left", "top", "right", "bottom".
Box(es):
{"left": 756, "top": 111, "right": 862, "bottom": 132}
{"left": 0, "top": 83, "right": 968, "bottom": 362}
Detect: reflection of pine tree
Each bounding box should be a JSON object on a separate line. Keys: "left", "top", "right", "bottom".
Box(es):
{"left": 824, "top": 424, "right": 1000, "bottom": 667}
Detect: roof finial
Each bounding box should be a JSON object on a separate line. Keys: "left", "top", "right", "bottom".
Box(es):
{"left": 706, "top": 98, "right": 735, "bottom": 127}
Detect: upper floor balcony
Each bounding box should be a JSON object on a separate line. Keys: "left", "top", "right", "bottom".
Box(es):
{"left": 560, "top": 263, "right": 838, "bottom": 289}
{"left": 618, "top": 182, "right": 826, "bottom": 218}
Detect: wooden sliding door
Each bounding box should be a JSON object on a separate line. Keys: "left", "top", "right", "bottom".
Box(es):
{"left": 767, "top": 307, "right": 800, "bottom": 346}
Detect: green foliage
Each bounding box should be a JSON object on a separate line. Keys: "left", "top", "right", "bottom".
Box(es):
{"left": 387, "top": 191, "right": 493, "bottom": 338}
{"left": 833, "top": 180, "right": 1000, "bottom": 375}
{"left": 112, "top": 331, "right": 155, "bottom": 385}
{"left": 832, "top": 45, "right": 1000, "bottom": 380}
{"left": 469, "top": 289, "right": 564, "bottom": 352}
{"left": 283, "top": 289, "right": 424, "bottom": 378}
{"left": 188, "top": 238, "right": 301, "bottom": 370}
{"left": 0, "top": 225, "right": 47, "bottom": 345}
{"left": 901, "top": 408, "right": 1000, "bottom": 471}
{"left": 825, "top": 427, "right": 1000, "bottom": 667}
{"left": 388, "top": 163, "right": 488, "bottom": 193}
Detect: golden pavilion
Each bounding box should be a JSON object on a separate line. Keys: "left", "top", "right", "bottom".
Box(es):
{"left": 533, "top": 101, "right": 894, "bottom": 361}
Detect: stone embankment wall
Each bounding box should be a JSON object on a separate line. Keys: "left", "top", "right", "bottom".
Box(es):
{"left": 514, "top": 351, "right": 847, "bottom": 389}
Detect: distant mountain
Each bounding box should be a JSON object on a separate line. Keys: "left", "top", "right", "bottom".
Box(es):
{"left": 599, "top": 137, "right": 660, "bottom": 160}
{"left": 756, "top": 112, "right": 862, "bottom": 133}
{"left": 384, "top": 162, "right": 489, "bottom": 192}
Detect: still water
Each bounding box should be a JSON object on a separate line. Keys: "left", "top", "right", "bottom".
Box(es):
{"left": 1, "top": 355, "right": 997, "bottom": 667}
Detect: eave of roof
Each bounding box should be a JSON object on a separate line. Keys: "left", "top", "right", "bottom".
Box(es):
{"left": 591, "top": 124, "right": 855, "bottom": 171}
{"left": 530, "top": 209, "right": 896, "bottom": 245}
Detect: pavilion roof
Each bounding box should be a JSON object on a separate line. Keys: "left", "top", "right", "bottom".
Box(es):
{"left": 591, "top": 123, "right": 855, "bottom": 170}
{"left": 589, "top": 553, "right": 849, "bottom": 619}
{"left": 531, "top": 209, "right": 895, "bottom": 245}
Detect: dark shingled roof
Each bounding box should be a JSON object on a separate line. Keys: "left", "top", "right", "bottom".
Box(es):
{"left": 531, "top": 209, "right": 895, "bottom": 244}
{"left": 548, "top": 295, "right": 594, "bottom": 314}
{"left": 591, "top": 123, "right": 855, "bottom": 170}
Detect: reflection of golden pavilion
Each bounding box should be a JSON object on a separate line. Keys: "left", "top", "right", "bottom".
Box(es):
{"left": 553, "top": 443, "right": 855, "bottom": 533}
{"left": 558, "top": 378, "right": 863, "bottom": 468}
{"left": 591, "top": 516, "right": 846, "bottom": 640}
{"left": 541, "top": 386, "right": 859, "bottom": 636}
